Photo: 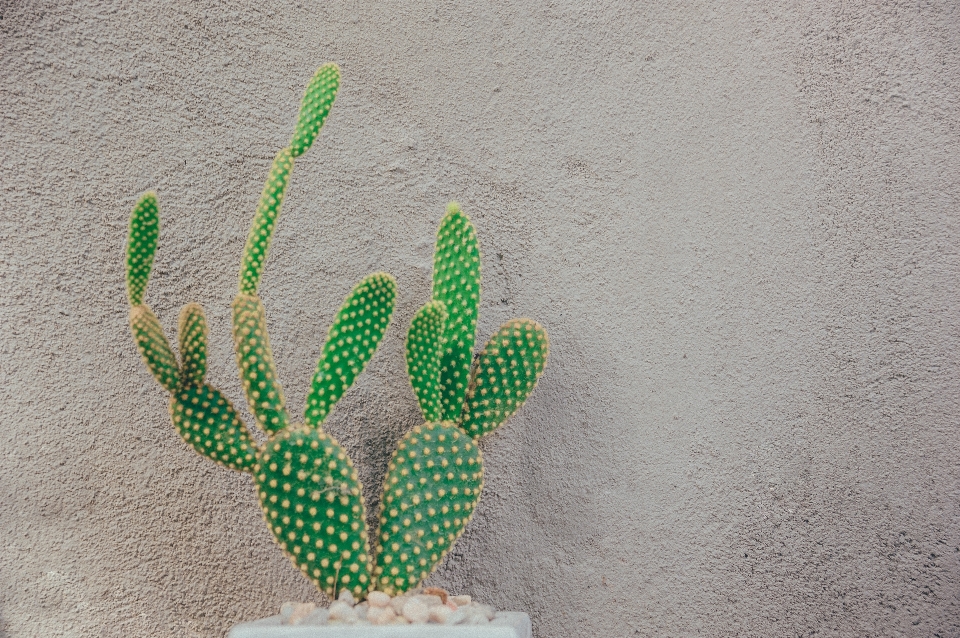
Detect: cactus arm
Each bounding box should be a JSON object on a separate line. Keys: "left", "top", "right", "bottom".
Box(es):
{"left": 431, "top": 202, "right": 481, "bottom": 421}
{"left": 290, "top": 63, "right": 341, "bottom": 158}
{"left": 375, "top": 421, "right": 483, "bottom": 596}
{"left": 459, "top": 319, "right": 549, "bottom": 439}
{"left": 254, "top": 426, "right": 371, "bottom": 598}
{"left": 405, "top": 301, "right": 447, "bottom": 423}
{"left": 126, "top": 192, "right": 159, "bottom": 306}
{"left": 173, "top": 302, "right": 260, "bottom": 472}
{"left": 177, "top": 303, "right": 208, "bottom": 386}
{"left": 126, "top": 192, "right": 180, "bottom": 392}
{"left": 232, "top": 294, "right": 290, "bottom": 435}
{"left": 238, "top": 148, "right": 294, "bottom": 296}
{"left": 170, "top": 383, "right": 259, "bottom": 472}
{"left": 239, "top": 65, "right": 341, "bottom": 295}
{"left": 234, "top": 145, "right": 292, "bottom": 429}
{"left": 129, "top": 305, "right": 180, "bottom": 393}
{"left": 124, "top": 192, "right": 259, "bottom": 470}
{"left": 305, "top": 272, "right": 397, "bottom": 428}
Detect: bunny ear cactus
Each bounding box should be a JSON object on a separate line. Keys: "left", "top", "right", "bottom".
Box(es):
{"left": 248, "top": 270, "right": 396, "bottom": 597}
{"left": 374, "top": 202, "right": 549, "bottom": 595}
{"left": 431, "top": 204, "right": 482, "bottom": 422}
{"left": 126, "top": 192, "right": 260, "bottom": 472}
{"left": 227, "top": 62, "right": 394, "bottom": 598}
{"left": 126, "top": 65, "right": 548, "bottom": 604}
{"left": 127, "top": 63, "right": 392, "bottom": 599}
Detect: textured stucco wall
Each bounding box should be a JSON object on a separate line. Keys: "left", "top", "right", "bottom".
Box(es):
{"left": 2, "top": 1, "right": 959, "bottom": 636}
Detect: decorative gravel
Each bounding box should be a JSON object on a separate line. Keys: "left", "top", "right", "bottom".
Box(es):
{"left": 278, "top": 588, "right": 499, "bottom": 627}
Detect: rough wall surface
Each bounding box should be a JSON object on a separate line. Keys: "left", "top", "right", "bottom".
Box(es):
{"left": 1, "top": 1, "right": 958, "bottom": 636}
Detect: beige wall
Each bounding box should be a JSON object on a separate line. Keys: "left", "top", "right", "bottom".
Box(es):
{"left": 2, "top": 1, "right": 959, "bottom": 636}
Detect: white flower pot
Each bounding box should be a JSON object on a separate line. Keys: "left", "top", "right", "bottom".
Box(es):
{"left": 228, "top": 611, "right": 532, "bottom": 638}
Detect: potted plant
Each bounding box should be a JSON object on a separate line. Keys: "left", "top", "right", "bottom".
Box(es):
{"left": 125, "top": 64, "right": 547, "bottom": 638}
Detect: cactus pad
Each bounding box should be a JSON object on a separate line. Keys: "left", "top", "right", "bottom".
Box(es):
{"left": 432, "top": 202, "right": 481, "bottom": 421}
{"left": 290, "top": 63, "right": 341, "bottom": 158}
{"left": 169, "top": 383, "right": 258, "bottom": 472}
{"left": 405, "top": 301, "right": 447, "bottom": 423}
{"left": 232, "top": 294, "right": 290, "bottom": 435}
{"left": 254, "top": 426, "right": 372, "bottom": 598}
{"left": 130, "top": 305, "right": 180, "bottom": 393}
{"left": 177, "top": 303, "right": 208, "bottom": 387}
{"left": 375, "top": 421, "right": 483, "bottom": 595}
{"left": 460, "top": 319, "right": 549, "bottom": 439}
{"left": 239, "top": 148, "right": 294, "bottom": 296}
{"left": 305, "top": 272, "right": 397, "bottom": 428}
{"left": 126, "top": 192, "right": 159, "bottom": 306}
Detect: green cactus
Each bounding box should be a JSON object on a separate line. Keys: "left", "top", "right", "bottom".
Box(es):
{"left": 460, "top": 318, "right": 549, "bottom": 438}
{"left": 129, "top": 303, "right": 180, "bottom": 393}
{"left": 373, "top": 203, "right": 549, "bottom": 595}
{"left": 169, "top": 382, "right": 257, "bottom": 472}
{"left": 244, "top": 268, "right": 395, "bottom": 595}
{"left": 238, "top": 148, "right": 294, "bottom": 296}
{"left": 225, "top": 61, "right": 391, "bottom": 597}
{"left": 126, "top": 64, "right": 548, "bottom": 603}
{"left": 305, "top": 272, "right": 397, "bottom": 429}
{"left": 125, "top": 62, "right": 386, "bottom": 598}
{"left": 232, "top": 294, "right": 290, "bottom": 435}
{"left": 432, "top": 203, "right": 482, "bottom": 422}
{"left": 290, "top": 64, "right": 340, "bottom": 158}
{"left": 256, "top": 425, "right": 372, "bottom": 594}
{"left": 126, "top": 191, "right": 159, "bottom": 307}
{"left": 177, "top": 303, "right": 208, "bottom": 387}
{"left": 405, "top": 301, "right": 448, "bottom": 423}
{"left": 125, "top": 192, "right": 259, "bottom": 472}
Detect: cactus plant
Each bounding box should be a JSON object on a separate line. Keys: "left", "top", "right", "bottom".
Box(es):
{"left": 125, "top": 63, "right": 548, "bottom": 603}
{"left": 372, "top": 202, "right": 549, "bottom": 595}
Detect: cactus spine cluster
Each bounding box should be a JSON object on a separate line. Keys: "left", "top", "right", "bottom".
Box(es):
{"left": 125, "top": 64, "right": 548, "bottom": 601}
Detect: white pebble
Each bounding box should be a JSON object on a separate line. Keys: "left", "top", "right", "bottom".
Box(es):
{"left": 329, "top": 600, "right": 358, "bottom": 623}
{"left": 367, "top": 605, "right": 396, "bottom": 625}
{"left": 429, "top": 605, "right": 453, "bottom": 624}
{"left": 402, "top": 598, "right": 430, "bottom": 623}
{"left": 414, "top": 594, "right": 442, "bottom": 607}
{"left": 337, "top": 589, "right": 356, "bottom": 607}
{"left": 390, "top": 595, "right": 409, "bottom": 614}
{"left": 355, "top": 602, "right": 369, "bottom": 621}
{"left": 450, "top": 595, "right": 472, "bottom": 607}
{"left": 299, "top": 608, "right": 330, "bottom": 626}
{"left": 278, "top": 601, "right": 297, "bottom": 623}
{"left": 475, "top": 603, "right": 496, "bottom": 620}
{"left": 287, "top": 603, "right": 317, "bottom": 625}
{"left": 445, "top": 608, "right": 467, "bottom": 625}
{"left": 367, "top": 591, "right": 391, "bottom": 608}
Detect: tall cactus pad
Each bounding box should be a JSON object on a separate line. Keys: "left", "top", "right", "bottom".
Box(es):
{"left": 130, "top": 305, "right": 180, "bottom": 393}
{"left": 170, "top": 383, "right": 258, "bottom": 472}
{"left": 178, "top": 303, "right": 208, "bottom": 386}
{"left": 305, "top": 273, "right": 397, "bottom": 428}
{"left": 432, "top": 202, "right": 481, "bottom": 421}
{"left": 290, "top": 63, "right": 340, "bottom": 158}
{"left": 239, "top": 148, "right": 294, "bottom": 295}
{"left": 254, "top": 426, "right": 372, "bottom": 598}
{"left": 126, "top": 192, "right": 159, "bottom": 306}
{"left": 233, "top": 294, "right": 290, "bottom": 435}
{"left": 460, "top": 319, "right": 549, "bottom": 439}
{"left": 406, "top": 301, "right": 447, "bottom": 423}
{"left": 375, "top": 421, "right": 483, "bottom": 595}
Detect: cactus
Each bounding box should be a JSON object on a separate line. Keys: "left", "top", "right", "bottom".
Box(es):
{"left": 373, "top": 202, "right": 549, "bottom": 595}
{"left": 126, "top": 192, "right": 259, "bottom": 472}
{"left": 126, "top": 64, "right": 548, "bottom": 603}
